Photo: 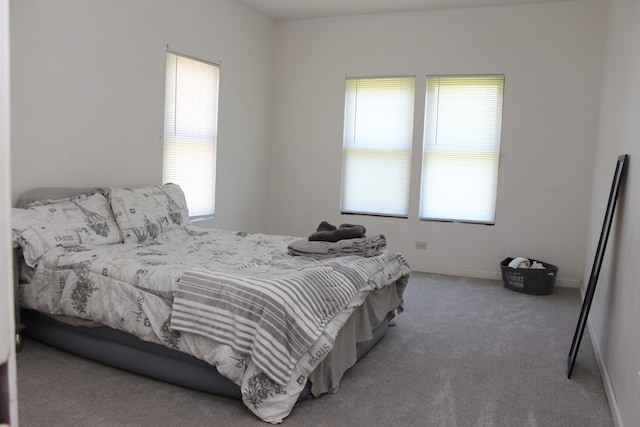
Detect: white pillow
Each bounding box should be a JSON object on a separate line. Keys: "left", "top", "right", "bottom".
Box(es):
{"left": 108, "top": 183, "right": 191, "bottom": 243}
{"left": 12, "top": 193, "right": 123, "bottom": 267}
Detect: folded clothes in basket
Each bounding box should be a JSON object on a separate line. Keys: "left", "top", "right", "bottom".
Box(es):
{"left": 508, "top": 257, "right": 545, "bottom": 269}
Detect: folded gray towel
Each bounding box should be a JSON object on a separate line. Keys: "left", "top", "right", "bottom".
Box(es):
{"left": 309, "top": 222, "right": 367, "bottom": 242}
{"left": 338, "top": 223, "right": 367, "bottom": 234}
{"left": 288, "top": 234, "right": 387, "bottom": 259}
{"left": 316, "top": 221, "right": 337, "bottom": 232}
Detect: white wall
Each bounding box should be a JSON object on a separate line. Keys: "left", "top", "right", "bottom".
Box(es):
{"left": 10, "top": 0, "right": 607, "bottom": 287}
{"left": 587, "top": 0, "right": 640, "bottom": 425}
{"left": 10, "top": 0, "right": 275, "bottom": 233}
{"left": 268, "top": 0, "right": 606, "bottom": 287}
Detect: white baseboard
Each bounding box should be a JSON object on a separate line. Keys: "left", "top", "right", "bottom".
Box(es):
{"left": 411, "top": 266, "right": 581, "bottom": 288}
{"left": 584, "top": 300, "right": 623, "bottom": 426}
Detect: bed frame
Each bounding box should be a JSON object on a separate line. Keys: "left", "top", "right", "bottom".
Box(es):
{"left": 20, "top": 308, "right": 392, "bottom": 401}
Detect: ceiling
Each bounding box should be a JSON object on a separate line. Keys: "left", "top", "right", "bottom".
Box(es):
{"left": 233, "top": 0, "right": 574, "bottom": 21}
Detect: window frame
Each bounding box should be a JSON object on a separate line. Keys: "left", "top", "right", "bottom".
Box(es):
{"left": 340, "top": 75, "right": 416, "bottom": 218}
{"left": 419, "top": 74, "right": 505, "bottom": 225}
{"left": 162, "top": 50, "right": 220, "bottom": 220}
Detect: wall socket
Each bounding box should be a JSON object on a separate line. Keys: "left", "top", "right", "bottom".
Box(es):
{"left": 415, "top": 241, "right": 427, "bottom": 250}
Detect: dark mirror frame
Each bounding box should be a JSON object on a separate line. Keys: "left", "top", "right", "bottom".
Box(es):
{"left": 567, "top": 154, "right": 628, "bottom": 378}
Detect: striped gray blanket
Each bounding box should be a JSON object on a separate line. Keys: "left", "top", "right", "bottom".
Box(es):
{"left": 170, "top": 253, "right": 396, "bottom": 386}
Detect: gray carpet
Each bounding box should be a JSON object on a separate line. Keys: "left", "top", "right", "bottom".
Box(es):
{"left": 16, "top": 273, "right": 613, "bottom": 426}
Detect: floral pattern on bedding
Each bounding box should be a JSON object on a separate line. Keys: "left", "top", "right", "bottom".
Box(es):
{"left": 19, "top": 226, "right": 411, "bottom": 424}
{"left": 107, "top": 184, "right": 191, "bottom": 244}
{"left": 11, "top": 193, "right": 123, "bottom": 267}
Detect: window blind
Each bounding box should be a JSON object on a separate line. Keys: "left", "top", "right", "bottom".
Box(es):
{"left": 341, "top": 77, "right": 415, "bottom": 217}
{"left": 163, "top": 52, "right": 219, "bottom": 218}
{"left": 420, "top": 75, "right": 504, "bottom": 224}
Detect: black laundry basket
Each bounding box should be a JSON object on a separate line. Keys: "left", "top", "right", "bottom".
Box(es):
{"left": 500, "top": 258, "right": 558, "bottom": 295}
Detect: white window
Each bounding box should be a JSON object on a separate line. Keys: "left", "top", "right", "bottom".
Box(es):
{"left": 420, "top": 75, "right": 504, "bottom": 224}
{"left": 341, "top": 77, "right": 415, "bottom": 217}
{"left": 163, "top": 52, "right": 219, "bottom": 218}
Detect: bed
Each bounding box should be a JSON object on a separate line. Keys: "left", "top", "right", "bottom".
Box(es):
{"left": 11, "top": 184, "right": 411, "bottom": 423}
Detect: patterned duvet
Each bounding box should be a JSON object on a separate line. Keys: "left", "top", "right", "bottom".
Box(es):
{"left": 18, "top": 226, "right": 411, "bottom": 423}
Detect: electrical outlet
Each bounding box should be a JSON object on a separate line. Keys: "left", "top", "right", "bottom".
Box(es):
{"left": 415, "top": 241, "right": 427, "bottom": 250}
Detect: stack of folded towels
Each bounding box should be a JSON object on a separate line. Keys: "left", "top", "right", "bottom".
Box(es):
{"left": 288, "top": 221, "right": 386, "bottom": 259}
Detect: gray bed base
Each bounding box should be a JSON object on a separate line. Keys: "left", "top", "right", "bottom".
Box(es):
{"left": 20, "top": 308, "right": 391, "bottom": 401}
